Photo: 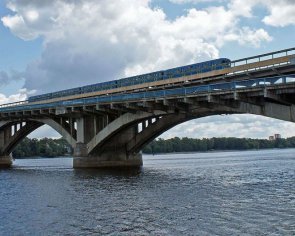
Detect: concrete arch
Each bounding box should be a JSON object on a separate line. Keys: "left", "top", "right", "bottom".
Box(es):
{"left": 84, "top": 101, "right": 295, "bottom": 161}
{"left": 126, "top": 113, "right": 207, "bottom": 154}
{"left": 1, "top": 121, "right": 43, "bottom": 155}
{"left": 31, "top": 118, "right": 77, "bottom": 148}
{"left": 0, "top": 118, "right": 77, "bottom": 156}
{"left": 126, "top": 102, "right": 295, "bottom": 154}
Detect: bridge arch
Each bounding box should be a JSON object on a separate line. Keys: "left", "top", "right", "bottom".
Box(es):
{"left": 0, "top": 118, "right": 77, "bottom": 156}
{"left": 84, "top": 101, "right": 295, "bottom": 160}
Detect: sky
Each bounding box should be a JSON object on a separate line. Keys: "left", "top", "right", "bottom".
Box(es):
{"left": 0, "top": 0, "right": 294, "bottom": 139}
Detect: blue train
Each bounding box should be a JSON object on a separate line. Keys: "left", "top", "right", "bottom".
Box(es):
{"left": 28, "top": 58, "right": 231, "bottom": 103}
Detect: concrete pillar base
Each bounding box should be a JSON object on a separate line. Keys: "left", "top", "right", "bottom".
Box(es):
{"left": 73, "top": 153, "right": 143, "bottom": 169}
{"left": 0, "top": 156, "right": 13, "bottom": 168}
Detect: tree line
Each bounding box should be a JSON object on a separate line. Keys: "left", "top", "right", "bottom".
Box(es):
{"left": 12, "top": 137, "right": 71, "bottom": 158}
{"left": 142, "top": 137, "right": 295, "bottom": 154}
{"left": 12, "top": 136, "right": 295, "bottom": 158}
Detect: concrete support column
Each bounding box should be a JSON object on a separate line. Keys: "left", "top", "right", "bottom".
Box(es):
{"left": 96, "top": 116, "right": 104, "bottom": 133}
{"left": 148, "top": 118, "right": 152, "bottom": 126}
{"left": 4, "top": 127, "right": 11, "bottom": 142}
{"left": 76, "top": 116, "right": 95, "bottom": 143}
{"left": 73, "top": 152, "right": 142, "bottom": 169}
{"left": 104, "top": 115, "right": 109, "bottom": 127}
{"left": 142, "top": 120, "right": 147, "bottom": 129}
{"left": 0, "top": 130, "right": 4, "bottom": 148}
{"left": 69, "top": 117, "right": 74, "bottom": 136}
{"left": 76, "top": 118, "right": 85, "bottom": 143}
{"left": 0, "top": 156, "right": 13, "bottom": 168}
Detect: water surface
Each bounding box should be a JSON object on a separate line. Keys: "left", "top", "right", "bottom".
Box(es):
{"left": 0, "top": 149, "right": 294, "bottom": 235}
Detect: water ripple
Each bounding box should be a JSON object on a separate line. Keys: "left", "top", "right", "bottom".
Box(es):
{"left": 0, "top": 149, "right": 294, "bottom": 235}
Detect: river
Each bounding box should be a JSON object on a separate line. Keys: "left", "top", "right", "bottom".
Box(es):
{"left": 0, "top": 149, "right": 294, "bottom": 235}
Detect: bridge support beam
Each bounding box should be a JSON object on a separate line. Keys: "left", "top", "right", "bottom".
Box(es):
{"left": 0, "top": 156, "right": 13, "bottom": 168}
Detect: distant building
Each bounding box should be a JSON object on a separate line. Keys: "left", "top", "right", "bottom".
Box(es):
{"left": 269, "top": 134, "right": 281, "bottom": 140}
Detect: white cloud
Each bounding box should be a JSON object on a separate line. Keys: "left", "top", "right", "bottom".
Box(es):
{"left": 25, "top": 10, "right": 39, "bottom": 22}
{"left": 169, "top": 0, "right": 224, "bottom": 3}
{"left": 2, "top": 0, "right": 272, "bottom": 94}
{"left": 228, "top": 0, "right": 295, "bottom": 26}
{"left": 2, "top": 13, "right": 39, "bottom": 40}
{"left": 224, "top": 27, "right": 272, "bottom": 47}
{"left": 170, "top": 0, "right": 295, "bottom": 27}
{"left": 227, "top": 0, "right": 257, "bottom": 18}
{"left": 262, "top": 0, "right": 295, "bottom": 27}
{"left": 0, "top": 88, "right": 35, "bottom": 105}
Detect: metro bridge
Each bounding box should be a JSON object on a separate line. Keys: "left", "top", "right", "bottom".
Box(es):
{"left": 0, "top": 48, "right": 295, "bottom": 168}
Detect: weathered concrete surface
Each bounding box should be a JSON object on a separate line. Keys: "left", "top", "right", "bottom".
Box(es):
{"left": 73, "top": 153, "right": 143, "bottom": 169}
{"left": 0, "top": 156, "right": 13, "bottom": 168}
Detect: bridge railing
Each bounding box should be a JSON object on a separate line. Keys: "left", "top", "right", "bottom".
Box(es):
{"left": 229, "top": 47, "right": 295, "bottom": 75}
{"left": 231, "top": 47, "right": 295, "bottom": 66}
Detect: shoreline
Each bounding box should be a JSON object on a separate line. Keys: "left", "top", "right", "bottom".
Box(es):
{"left": 13, "top": 147, "right": 295, "bottom": 159}
{"left": 143, "top": 147, "right": 295, "bottom": 156}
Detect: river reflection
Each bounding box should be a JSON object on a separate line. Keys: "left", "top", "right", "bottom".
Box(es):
{"left": 0, "top": 149, "right": 294, "bottom": 235}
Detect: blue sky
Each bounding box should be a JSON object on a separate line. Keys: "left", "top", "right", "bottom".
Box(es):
{"left": 0, "top": 0, "right": 294, "bottom": 139}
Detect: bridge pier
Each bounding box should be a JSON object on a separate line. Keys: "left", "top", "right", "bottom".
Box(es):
{"left": 73, "top": 143, "right": 142, "bottom": 168}
{"left": 0, "top": 156, "right": 13, "bottom": 168}
{"left": 73, "top": 153, "right": 143, "bottom": 169}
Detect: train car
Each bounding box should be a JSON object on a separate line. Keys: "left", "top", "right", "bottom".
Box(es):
{"left": 28, "top": 58, "right": 231, "bottom": 103}
{"left": 28, "top": 87, "right": 82, "bottom": 103}
{"left": 118, "top": 71, "right": 163, "bottom": 87}
{"left": 28, "top": 93, "right": 52, "bottom": 103}
{"left": 81, "top": 80, "right": 117, "bottom": 93}
{"left": 163, "top": 58, "right": 230, "bottom": 79}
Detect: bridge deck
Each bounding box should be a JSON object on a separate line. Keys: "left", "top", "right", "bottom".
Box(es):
{"left": 0, "top": 47, "right": 295, "bottom": 113}
{"left": 0, "top": 74, "right": 294, "bottom": 116}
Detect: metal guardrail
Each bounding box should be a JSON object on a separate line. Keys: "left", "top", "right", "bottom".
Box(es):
{"left": 232, "top": 47, "right": 295, "bottom": 64}
{"left": 224, "top": 48, "right": 295, "bottom": 77}
{"left": 0, "top": 74, "right": 294, "bottom": 113}
{"left": 231, "top": 47, "right": 295, "bottom": 66}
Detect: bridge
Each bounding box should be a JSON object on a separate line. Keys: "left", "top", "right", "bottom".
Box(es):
{"left": 0, "top": 48, "right": 295, "bottom": 168}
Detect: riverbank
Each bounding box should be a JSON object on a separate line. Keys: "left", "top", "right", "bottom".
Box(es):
{"left": 143, "top": 136, "right": 295, "bottom": 154}
{"left": 143, "top": 147, "right": 295, "bottom": 155}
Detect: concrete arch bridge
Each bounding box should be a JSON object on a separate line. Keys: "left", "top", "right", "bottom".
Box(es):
{"left": 0, "top": 47, "right": 295, "bottom": 168}
{"left": 0, "top": 75, "right": 294, "bottom": 168}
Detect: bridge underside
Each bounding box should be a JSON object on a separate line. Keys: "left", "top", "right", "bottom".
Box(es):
{"left": 0, "top": 80, "right": 295, "bottom": 168}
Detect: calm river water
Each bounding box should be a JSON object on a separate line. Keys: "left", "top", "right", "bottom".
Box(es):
{"left": 0, "top": 149, "right": 294, "bottom": 235}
